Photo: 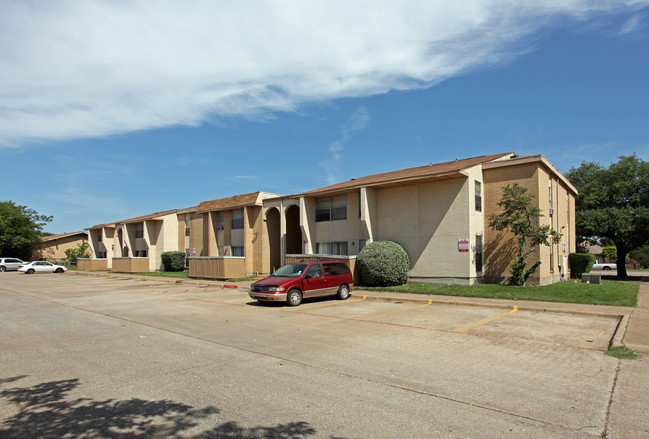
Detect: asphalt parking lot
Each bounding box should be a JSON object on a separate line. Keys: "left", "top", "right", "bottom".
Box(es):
{"left": 1, "top": 272, "right": 646, "bottom": 438}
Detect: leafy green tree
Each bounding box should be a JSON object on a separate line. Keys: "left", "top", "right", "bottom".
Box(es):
{"left": 65, "top": 242, "right": 92, "bottom": 265}
{"left": 600, "top": 246, "right": 617, "bottom": 261}
{"left": 488, "top": 183, "right": 561, "bottom": 286}
{"left": 567, "top": 155, "right": 649, "bottom": 278}
{"left": 630, "top": 245, "right": 649, "bottom": 269}
{"left": 0, "top": 201, "right": 52, "bottom": 260}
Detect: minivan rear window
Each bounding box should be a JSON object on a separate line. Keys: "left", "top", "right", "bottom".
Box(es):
{"left": 324, "top": 262, "right": 350, "bottom": 276}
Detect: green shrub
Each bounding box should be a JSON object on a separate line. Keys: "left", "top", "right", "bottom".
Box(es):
{"left": 357, "top": 241, "right": 409, "bottom": 287}
{"left": 569, "top": 253, "right": 595, "bottom": 279}
{"left": 64, "top": 242, "right": 91, "bottom": 265}
{"left": 161, "top": 251, "right": 186, "bottom": 272}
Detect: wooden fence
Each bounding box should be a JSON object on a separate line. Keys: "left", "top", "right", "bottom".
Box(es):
{"left": 112, "top": 257, "right": 149, "bottom": 273}
{"left": 77, "top": 258, "right": 108, "bottom": 271}
{"left": 189, "top": 257, "right": 246, "bottom": 279}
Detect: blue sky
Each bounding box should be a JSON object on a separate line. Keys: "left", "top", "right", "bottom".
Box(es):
{"left": 2, "top": 1, "right": 648, "bottom": 234}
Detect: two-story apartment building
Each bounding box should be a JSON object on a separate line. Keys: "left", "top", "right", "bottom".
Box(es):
{"left": 86, "top": 209, "right": 180, "bottom": 272}
{"left": 177, "top": 191, "right": 280, "bottom": 278}
{"left": 263, "top": 153, "right": 576, "bottom": 285}
{"left": 83, "top": 153, "right": 575, "bottom": 285}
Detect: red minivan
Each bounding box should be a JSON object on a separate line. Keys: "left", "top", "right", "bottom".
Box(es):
{"left": 249, "top": 261, "right": 354, "bottom": 306}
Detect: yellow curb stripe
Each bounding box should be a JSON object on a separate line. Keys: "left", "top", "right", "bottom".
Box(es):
{"left": 458, "top": 306, "right": 518, "bottom": 333}
{"left": 356, "top": 299, "right": 433, "bottom": 320}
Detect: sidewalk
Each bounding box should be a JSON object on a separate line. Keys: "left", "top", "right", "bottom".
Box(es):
{"left": 620, "top": 281, "right": 649, "bottom": 354}
{"left": 72, "top": 270, "right": 649, "bottom": 353}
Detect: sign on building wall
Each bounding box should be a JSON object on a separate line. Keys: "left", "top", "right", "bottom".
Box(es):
{"left": 458, "top": 239, "right": 469, "bottom": 252}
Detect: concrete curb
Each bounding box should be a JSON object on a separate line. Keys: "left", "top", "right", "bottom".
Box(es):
{"left": 609, "top": 314, "right": 630, "bottom": 349}
{"left": 356, "top": 290, "right": 630, "bottom": 319}
{"left": 71, "top": 271, "right": 250, "bottom": 290}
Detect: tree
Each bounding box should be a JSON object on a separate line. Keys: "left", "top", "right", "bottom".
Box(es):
{"left": 0, "top": 201, "right": 52, "bottom": 261}
{"left": 488, "top": 183, "right": 561, "bottom": 286}
{"left": 65, "top": 242, "right": 92, "bottom": 265}
{"left": 630, "top": 245, "right": 649, "bottom": 269}
{"left": 567, "top": 155, "right": 649, "bottom": 278}
{"left": 600, "top": 246, "right": 617, "bottom": 261}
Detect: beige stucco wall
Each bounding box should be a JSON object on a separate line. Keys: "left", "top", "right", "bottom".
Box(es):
{"left": 309, "top": 192, "right": 364, "bottom": 255}
{"left": 373, "top": 176, "right": 474, "bottom": 283}
{"left": 466, "top": 165, "right": 486, "bottom": 281}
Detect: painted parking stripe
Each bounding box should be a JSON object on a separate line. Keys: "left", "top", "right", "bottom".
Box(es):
{"left": 356, "top": 299, "right": 433, "bottom": 320}
{"left": 290, "top": 295, "right": 368, "bottom": 310}
{"left": 458, "top": 306, "right": 518, "bottom": 332}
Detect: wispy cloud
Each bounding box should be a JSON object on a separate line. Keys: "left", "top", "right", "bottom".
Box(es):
{"left": 1, "top": 0, "right": 647, "bottom": 147}
{"left": 321, "top": 106, "right": 370, "bottom": 184}
{"left": 619, "top": 13, "right": 642, "bottom": 34}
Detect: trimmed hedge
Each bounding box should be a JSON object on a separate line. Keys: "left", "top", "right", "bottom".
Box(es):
{"left": 161, "top": 251, "right": 186, "bottom": 272}
{"left": 357, "top": 241, "right": 410, "bottom": 287}
{"left": 569, "top": 253, "right": 595, "bottom": 279}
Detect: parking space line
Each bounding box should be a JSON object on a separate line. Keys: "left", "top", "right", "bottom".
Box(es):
{"left": 355, "top": 299, "right": 433, "bottom": 320}
{"left": 289, "top": 295, "right": 367, "bottom": 310}
{"left": 458, "top": 306, "right": 518, "bottom": 332}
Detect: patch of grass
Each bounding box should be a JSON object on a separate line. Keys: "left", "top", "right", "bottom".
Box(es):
{"left": 606, "top": 346, "right": 639, "bottom": 359}
{"left": 358, "top": 280, "right": 639, "bottom": 307}
{"left": 226, "top": 276, "right": 256, "bottom": 282}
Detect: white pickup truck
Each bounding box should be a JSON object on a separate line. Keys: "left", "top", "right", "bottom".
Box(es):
{"left": 592, "top": 260, "right": 617, "bottom": 270}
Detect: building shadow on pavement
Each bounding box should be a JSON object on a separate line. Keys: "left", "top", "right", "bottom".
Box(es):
{"left": 0, "top": 376, "right": 318, "bottom": 438}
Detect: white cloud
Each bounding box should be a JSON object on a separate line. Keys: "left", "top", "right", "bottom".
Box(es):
{"left": 1, "top": 0, "right": 647, "bottom": 147}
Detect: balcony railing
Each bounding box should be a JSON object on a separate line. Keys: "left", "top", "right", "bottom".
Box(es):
{"left": 112, "top": 257, "right": 149, "bottom": 273}
{"left": 189, "top": 256, "right": 245, "bottom": 279}
{"left": 77, "top": 258, "right": 108, "bottom": 271}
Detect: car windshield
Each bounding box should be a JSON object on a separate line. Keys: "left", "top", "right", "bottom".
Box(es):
{"left": 272, "top": 264, "right": 308, "bottom": 277}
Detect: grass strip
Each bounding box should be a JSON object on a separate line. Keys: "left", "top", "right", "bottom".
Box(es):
{"left": 358, "top": 280, "right": 639, "bottom": 307}
{"left": 606, "top": 346, "right": 639, "bottom": 359}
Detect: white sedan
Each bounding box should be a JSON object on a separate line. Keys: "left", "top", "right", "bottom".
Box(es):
{"left": 19, "top": 261, "right": 67, "bottom": 274}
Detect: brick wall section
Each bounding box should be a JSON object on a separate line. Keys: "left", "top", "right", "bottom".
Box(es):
{"left": 483, "top": 162, "right": 542, "bottom": 284}
{"left": 483, "top": 158, "right": 576, "bottom": 285}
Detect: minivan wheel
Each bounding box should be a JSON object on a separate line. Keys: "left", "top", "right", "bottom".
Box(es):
{"left": 0, "top": 266, "right": 6, "bottom": 272}
{"left": 337, "top": 284, "right": 350, "bottom": 300}
{"left": 287, "top": 289, "right": 303, "bottom": 306}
